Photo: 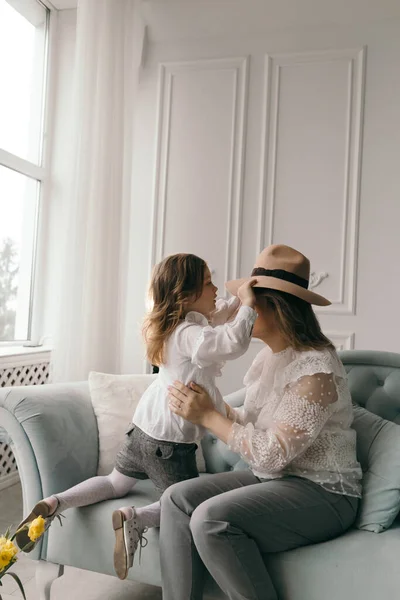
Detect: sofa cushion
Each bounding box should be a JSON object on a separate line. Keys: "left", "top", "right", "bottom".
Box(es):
{"left": 265, "top": 518, "right": 400, "bottom": 600}
{"left": 45, "top": 475, "right": 400, "bottom": 600}
{"left": 352, "top": 403, "right": 400, "bottom": 532}
{"left": 89, "top": 372, "right": 157, "bottom": 475}
{"left": 45, "top": 476, "right": 228, "bottom": 598}
{"left": 89, "top": 372, "right": 206, "bottom": 476}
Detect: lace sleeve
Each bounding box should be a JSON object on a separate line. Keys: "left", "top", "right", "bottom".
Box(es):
{"left": 227, "top": 372, "right": 338, "bottom": 473}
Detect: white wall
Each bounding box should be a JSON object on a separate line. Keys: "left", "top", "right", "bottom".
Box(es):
{"left": 123, "top": 4, "right": 400, "bottom": 393}
{"left": 47, "top": 2, "right": 400, "bottom": 393}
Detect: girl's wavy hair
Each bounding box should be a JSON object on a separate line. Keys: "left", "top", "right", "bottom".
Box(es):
{"left": 255, "top": 288, "right": 334, "bottom": 351}
{"left": 143, "top": 253, "right": 207, "bottom": 366}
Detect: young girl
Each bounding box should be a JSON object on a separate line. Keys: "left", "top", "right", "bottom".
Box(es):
{"left": 15, "top": 253, "right": 257, "bottom": 579}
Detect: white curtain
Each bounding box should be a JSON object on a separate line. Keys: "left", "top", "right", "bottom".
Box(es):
{"left": 51, "top": 0, "right": 142, "bottom": 382}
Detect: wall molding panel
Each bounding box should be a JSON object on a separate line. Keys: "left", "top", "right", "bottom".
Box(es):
{"left": 151, "top": 57, "right": 249, "bottom": 291}
{"left": 258, "top": 47, "right": 366, "bottom": 315}
{"left": 328, "top": 331, "right": 355, "bottom": 351}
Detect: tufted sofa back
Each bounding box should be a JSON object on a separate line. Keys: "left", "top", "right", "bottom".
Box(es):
{"left": 340, "top": 351, "right": 400, "bottom": 424}
{"left": 202, "top": 350, "right": 400, "bottom": 473}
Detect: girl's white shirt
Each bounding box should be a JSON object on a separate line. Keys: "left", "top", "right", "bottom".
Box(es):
{"left": 133, "top": 298, "right": 257, "bottom": 443}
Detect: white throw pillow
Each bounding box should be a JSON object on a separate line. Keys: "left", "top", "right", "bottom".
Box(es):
{"left": 88, "top": 371, "right": 206, "bottom": 476}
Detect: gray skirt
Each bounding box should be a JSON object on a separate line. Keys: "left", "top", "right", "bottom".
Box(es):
{"left": 115, "top": 424, "right": 199, "bottom": 493}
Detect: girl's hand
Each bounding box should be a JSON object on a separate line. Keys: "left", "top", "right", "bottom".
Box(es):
{"left": 168, "top": 381, "right": 215, "bottom": 425}
{"left": 237, "top": 278, "right": 257, "bottom": 308}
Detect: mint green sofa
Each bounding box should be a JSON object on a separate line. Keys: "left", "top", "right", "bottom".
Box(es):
{"left": 1, "top": 350, "right": 400, "bottom": 599}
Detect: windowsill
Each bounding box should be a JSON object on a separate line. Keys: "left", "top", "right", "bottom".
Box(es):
{"left": 0, "top": 345, "right": 52, "bottom": 357}
{"left": 0, "top": 346, "right": 52, "bottom": 367}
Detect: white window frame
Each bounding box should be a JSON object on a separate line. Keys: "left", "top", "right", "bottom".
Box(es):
{"left": 0, "top": 0, "right": 57, "bottom": 348}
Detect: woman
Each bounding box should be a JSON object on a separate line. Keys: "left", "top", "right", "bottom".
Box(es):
{"left": 165, "top": 244, "right": 362, "bottom": 600}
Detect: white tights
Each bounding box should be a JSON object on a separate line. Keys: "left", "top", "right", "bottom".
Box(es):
{"left": 43, "top": 469, "right": 161, "bottom": 528}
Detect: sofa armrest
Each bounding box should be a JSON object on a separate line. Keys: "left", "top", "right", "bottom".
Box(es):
{"left": 0, "top": 382, "right": 99, "bottom": 513}
{"left": 0, "top": 406, "right": 43, "bottom": 560}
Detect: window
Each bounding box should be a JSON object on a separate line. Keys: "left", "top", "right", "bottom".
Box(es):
{"left": 0, "top": 0, "right": 50, "bottom": 343}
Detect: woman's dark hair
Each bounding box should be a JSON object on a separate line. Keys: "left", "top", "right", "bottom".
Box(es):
{"left": 255, "top": 288, "right": 334, "bottom": 351}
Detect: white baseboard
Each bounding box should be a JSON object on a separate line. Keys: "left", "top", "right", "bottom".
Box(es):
{"left": 0, "top": 471, "right": 20, "bottom": 492}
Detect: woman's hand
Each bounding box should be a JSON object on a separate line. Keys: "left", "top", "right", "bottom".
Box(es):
{"left": 168, "top": 381, "right": 216, "bottom": 425}
{"left": 237, "top": 278, "right": 257, "bottom": 308}
{"left": 169, "top": 381, "right": 235, "bottom": 443}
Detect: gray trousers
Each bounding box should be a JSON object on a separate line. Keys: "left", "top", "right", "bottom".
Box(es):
{"left": 160, "top": 471, "right": 359, "bottom": 600}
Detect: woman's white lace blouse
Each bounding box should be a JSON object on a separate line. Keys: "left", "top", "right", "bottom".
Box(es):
{"left": 227, "top": 346, "right": 362, "bottom": 497}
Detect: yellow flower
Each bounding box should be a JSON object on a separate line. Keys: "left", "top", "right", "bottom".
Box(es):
{"left": 28, "top": 516, "right": 46, "bottom": 542}
{"left": 0, "top": 536, "right": 18, "bottom": 572}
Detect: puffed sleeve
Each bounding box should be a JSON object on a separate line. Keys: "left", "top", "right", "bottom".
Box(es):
{"left": 227, "top": 371, "right": 340, "bottom": 473}
{"left": 177, "top": 306, "right": 257, "bottom": 368}
{"left": 210, "top": 297, "right": 241, "bottom": 326}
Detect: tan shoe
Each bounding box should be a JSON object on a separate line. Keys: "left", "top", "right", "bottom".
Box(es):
{"left": 112, "top": 509, "right": 148, "bottom": 580}
{"left": 15, "top": 500, "right": 59, "bottom": 553}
